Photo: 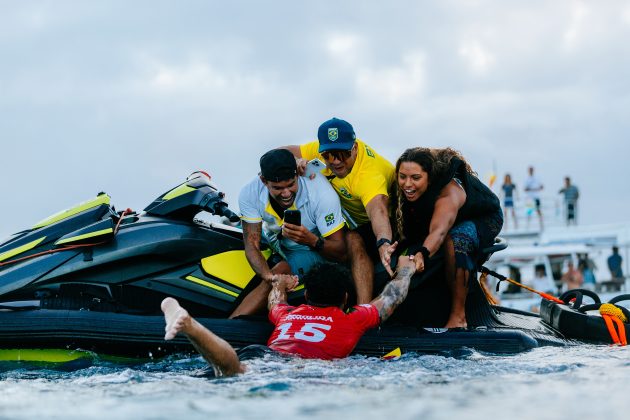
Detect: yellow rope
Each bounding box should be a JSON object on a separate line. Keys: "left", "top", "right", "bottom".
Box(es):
{"left": 600, "top": 303, "right": 628, "bottom": 323}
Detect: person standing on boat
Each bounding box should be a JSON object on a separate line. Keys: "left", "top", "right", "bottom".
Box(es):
{"left": 561, "top": 260, "right": 584, "bottom": 291}
{"left": 501, "top": 173, "right": 518, "bottom": 230}
{"left": 607, "top": 246, "right": 624, "bottom": 280}
{"left": 383, "top": 147, "right": 503, "bottom": 329}
{"left": 579, "top": 259, "right": 596, "bottom": 290}
{"left": 529, "top": 264, "right": 556, "bottom": 294}
{"left": 230, "top": 149, "right": 347, "bottom": 318}
{"left": 524, "top": 166, "right": 544, "bottom": 231}
{"left": 161, "top": 257, "right": 417, "bottom": 376}
{"left": 284, "top": 118, "right": 396, "bottom": 304}
{"left": 558, "top": 176, "right": 579, "bottom": 226}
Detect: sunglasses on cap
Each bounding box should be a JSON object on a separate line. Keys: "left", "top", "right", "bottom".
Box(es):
{"left": 321, "top": 149, "right": 352, "bottom": 162}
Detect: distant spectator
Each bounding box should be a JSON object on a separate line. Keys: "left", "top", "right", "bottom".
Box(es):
{"left": 561, "top": 260, "right": 584, "bottom": 291}
{"left": 529, "top": 264, "right": 556, "bottom": 294}
{"left": 608, "top": 246, "right": 624, "bottom": 280}
{"left": 558, "top": 176, "right": 579, "bottom": 226}
{"left": 524, "top": 166, "right": 544, "bottom": 231}
{"left": 579, "top": 259, "right": 596, "bottom": 291}
{"left": 501, "top": 173, "right": 518, "bottom": 230}
{"left": 506, "top": 265, "right": 522, "bottom": 294}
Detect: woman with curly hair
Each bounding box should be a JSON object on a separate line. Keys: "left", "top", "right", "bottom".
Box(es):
{"left": 384, "top": 147, "right": 503, "bottom": 328}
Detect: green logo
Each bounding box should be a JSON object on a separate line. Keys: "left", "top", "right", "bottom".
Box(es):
{"left": 325, "top": 213, "right": 335, "bottom": 226}
{"left": 339, "top": 188, "right": 352, "bottom": 199}
{"left": 328, "top": 128, "right": 338, "bottom": 141}
{"left": 365, "top": 147, "right": 374, "bottom": 158}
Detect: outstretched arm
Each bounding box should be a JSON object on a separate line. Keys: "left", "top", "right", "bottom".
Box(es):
{"left": 242, "top": 221, "right": 274, "bottom": 283}
{"left": 412, "top": 181, "right": 466, "bottom": 271}
{"left": 268, "top": 275, "right": 299, "bottom": 311}
{"left": 366, "top": 194, "right": 395, "bottom": 277}
{"left": 369, "top": 256, "right": 417, "bottom": 322}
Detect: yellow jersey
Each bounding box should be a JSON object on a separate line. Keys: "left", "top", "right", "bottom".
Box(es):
{"left": 300, "top": 139, "right": 395, "bottom": 226}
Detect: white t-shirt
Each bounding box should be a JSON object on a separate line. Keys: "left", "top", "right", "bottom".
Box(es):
{"left": 239, "top": 174, "right": 345, "bottom": 253}
{"left": 524, "top": 175, "right": 543, "bottom": 200}
{"left": 529, "top": 274, "right": 556, "bottom": 294}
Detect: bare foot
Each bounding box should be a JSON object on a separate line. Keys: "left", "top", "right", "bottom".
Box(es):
{"left": 161, "top": 297, "right": 191, "bottom": 340}
{"left": 444, "top": 316, "right": 467, "bottom": 329}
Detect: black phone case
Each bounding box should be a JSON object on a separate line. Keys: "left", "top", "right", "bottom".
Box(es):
{"left": 284, "top": 210, "right": 301, "bottom": 225}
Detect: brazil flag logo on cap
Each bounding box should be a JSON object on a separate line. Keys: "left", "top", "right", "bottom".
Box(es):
{"left": 328, "top": 128, "right": 338, "bottom": 141}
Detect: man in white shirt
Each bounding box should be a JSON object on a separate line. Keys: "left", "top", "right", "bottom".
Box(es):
{"left": 524, "top": 166, "right": 544, "bottom": 230}
{"left": 529, "top": 264, "right": 556, "bottom": 295}
{"left": 230, "top": 149, "right": 347, "bottom": 318}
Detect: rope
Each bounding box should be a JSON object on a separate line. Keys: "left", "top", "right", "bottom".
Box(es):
{"left": 480, "top": 266, "right": 564, "bottom": 304}
{"left": 600, "top": 303, "right": 627, "bottom": 346}
{"left": 479, "top": 271, "right": 498, "bottom": 305}
{"left": 0, "top": 209, "right": 132, "bottom": 268}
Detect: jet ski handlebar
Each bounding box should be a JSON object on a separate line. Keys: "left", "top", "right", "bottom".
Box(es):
{"left": 211, "top": 201, "right": 240, "bottom": 223}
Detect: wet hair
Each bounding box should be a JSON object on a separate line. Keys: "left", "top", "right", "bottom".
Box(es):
{"left": 303, "top": 262, "right": 352, "bottom": 307}
{"left": 393, "top": 147, "right": 473, "bottom": 241}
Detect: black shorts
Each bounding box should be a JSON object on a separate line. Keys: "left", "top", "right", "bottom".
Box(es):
{"left": 567, "top": 203, "right": 576, "bottom": 220}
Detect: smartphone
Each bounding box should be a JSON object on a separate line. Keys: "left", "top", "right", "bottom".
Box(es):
{"left": 304, "top": 158, "right": 325, "bottom": 177}
{"left": 283, "top": 209, "right": 301, "bottom": 226}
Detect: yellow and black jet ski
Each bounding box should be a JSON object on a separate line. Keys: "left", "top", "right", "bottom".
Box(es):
{"left": 0, "top": 172, "right": 582, "bottom": 362}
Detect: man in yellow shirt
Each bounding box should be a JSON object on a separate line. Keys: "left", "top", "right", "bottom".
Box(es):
{"left": 285, "top": 117, "right": 396, "bottom": 303}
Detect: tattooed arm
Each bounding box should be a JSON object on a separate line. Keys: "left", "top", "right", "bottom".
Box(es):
{"left": 267, "top": 275, "right": 299, "bottom": 311}
{"left": 242, "top": 221, "right": 274, "bottom": 283}
{"left": 369, "top": 256, "right": 417, "bottom": 322}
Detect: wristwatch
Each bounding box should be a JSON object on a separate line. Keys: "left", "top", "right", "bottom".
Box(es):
{"left": 376, "top": 238, "right": 392, "bottom": 249}
{"left": 311, "top": 237, "right": 325, "bottom": 252}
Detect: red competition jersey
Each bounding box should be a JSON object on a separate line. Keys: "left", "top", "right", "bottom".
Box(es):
{"left": 267, "top": 303, "right": 380, "bottom": 360}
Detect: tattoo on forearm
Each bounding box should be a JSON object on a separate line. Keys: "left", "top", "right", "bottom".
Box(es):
{"left": 377, "top": 266, "right": 414, "bottom": 322}
{"left": 243, "top": 224, "right": 271, "bottom": 279}
{"left": 268, "top": 283, "right": 288, "bottom": 310}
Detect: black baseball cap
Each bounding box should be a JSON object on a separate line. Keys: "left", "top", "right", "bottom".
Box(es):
{"left": 317, "top": 117, "right": 356, "bottom": 153}
{"left": 259, "top": 149, "right": 297, "bottom": 182}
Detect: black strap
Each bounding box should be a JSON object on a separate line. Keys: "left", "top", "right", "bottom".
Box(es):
{"left": 418, "top": 246, "right": 430, "bottom": 261}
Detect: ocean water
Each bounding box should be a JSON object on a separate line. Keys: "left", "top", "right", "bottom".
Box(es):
{"left": 1, "top": 345, "right": 629, "bottom": 420}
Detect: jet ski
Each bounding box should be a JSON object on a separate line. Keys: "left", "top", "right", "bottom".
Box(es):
{"left": 0, "top": 172, "right": 615, "bottom": 363}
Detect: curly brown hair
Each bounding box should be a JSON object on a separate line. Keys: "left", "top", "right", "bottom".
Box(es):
{"left": 393, "top": 147, "right": 474, "bottom": 241}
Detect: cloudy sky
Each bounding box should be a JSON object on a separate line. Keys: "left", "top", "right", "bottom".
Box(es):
{"left": 2, "top": 1, "right": 630, "bottom": 239}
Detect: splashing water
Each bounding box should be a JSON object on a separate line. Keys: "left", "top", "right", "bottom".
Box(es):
{"left": 1, "top": 345, "right": 629, "bottom": 419}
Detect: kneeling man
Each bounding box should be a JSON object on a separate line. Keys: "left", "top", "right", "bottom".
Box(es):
{"left": 230, "top": 148, "right": 347, "bottom": 318}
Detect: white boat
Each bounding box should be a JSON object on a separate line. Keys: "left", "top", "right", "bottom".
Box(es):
{"left": 485, "top": 222, "right": 630, "bottom": 312}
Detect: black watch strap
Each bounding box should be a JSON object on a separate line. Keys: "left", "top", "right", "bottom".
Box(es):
{"left": 311, "top": 237, "right": 325, "bottom": 252}
{"left": 419, "top": 246, "right": 430, "bottom": 261}
{"left": 376, "top": 237, "right": 392, "bottom": 249}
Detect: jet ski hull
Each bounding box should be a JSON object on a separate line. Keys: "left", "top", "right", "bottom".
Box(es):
{"left": 0, "top": 308, "right": 552, "bottom": 360}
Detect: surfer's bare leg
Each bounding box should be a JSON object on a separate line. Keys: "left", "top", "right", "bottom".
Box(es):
{"left": 161, "top": 297, "right": 245, "bottom": 376}
{"left": 443, "top": 237, "right": 468, "bottom": 329}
